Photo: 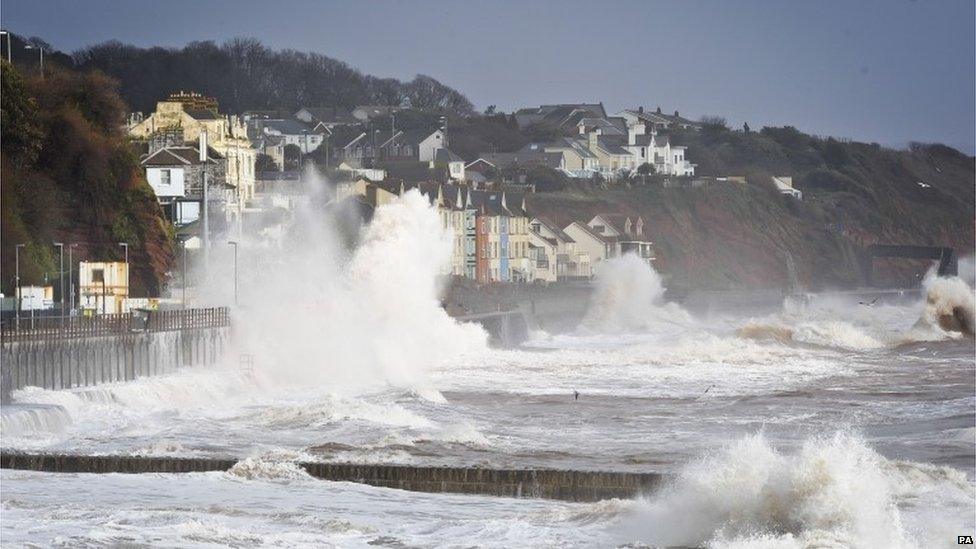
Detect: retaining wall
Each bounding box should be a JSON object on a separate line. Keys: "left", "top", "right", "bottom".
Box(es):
{"left": 0, "top": 453, "right": 664, "bottom": 502}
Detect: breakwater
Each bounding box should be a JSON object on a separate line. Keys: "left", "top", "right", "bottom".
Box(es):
{"left": 0, "top": 308, "right": 230, "bottom": 403}
{"left": 0, "top": 452, "right": 664, "bottom": 502}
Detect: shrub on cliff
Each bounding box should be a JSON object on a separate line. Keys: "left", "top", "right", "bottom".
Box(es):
{"left": 0, "top": 62, "right": 174, "bottom": 297}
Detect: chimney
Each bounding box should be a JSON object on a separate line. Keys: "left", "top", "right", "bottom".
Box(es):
{"left": 674, "top": 111, "right": 680, "bottom": 117}
{"left": 587, "top": 130, "right": 599, "bottom": 150}
{"left": 638, "top": 106, "right": 644, "bottom": 114}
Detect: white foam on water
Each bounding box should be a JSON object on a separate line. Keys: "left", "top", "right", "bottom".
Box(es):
{"left": 581, "top": 253, "right": 693, "bottom": 333}
{"left": 617, "top": 432, "right": 975, "bottom": 549}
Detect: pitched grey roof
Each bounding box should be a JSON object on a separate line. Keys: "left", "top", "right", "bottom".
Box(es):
{"left": 476, "top": 151, "right": 563, "bottom": 170}
{"left": 185, "top": 109, "right": 221, "bottom": 121}
{"left": 261, "top": 119, "right": 318, "bottom": 135}
{"left": 433, "top": 148, "right": 465, "bottom": 163}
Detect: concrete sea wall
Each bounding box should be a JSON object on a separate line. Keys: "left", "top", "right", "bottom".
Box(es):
{"left": 0, "top": 453, "right": 664, "bottom": 502}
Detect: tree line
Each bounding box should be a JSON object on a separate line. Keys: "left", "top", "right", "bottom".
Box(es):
{"left": 69, "top": 37, "right": 474, "bottom": 115}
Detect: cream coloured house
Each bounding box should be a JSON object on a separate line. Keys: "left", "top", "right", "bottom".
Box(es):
{"left": 128, "top": 92, "right": 257, "bottom": 210}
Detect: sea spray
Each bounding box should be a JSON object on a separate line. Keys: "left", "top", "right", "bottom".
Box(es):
{"left": 618, "top": 432, "right": 974, "bottom": 549}
{"left": 581, "top": 253, "right": 691, "bottom": 332}
{"left": 915, "top": 274, "right": 975, "bottom": 336}
{"left": 197, "top": 167, "right": 487, "bottom": 394}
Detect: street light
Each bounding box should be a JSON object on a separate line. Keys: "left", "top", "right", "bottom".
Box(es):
{"left": 0, "top": 31, "right": 11, "bottom": 63}
{"left": 23, "top": 44, "right": 43, "bottom": 78}
{"left": 118, "top": 242, "right": 128, "bottom": 312}
{"left": 68, "top": 243, "right": 78, "bottom": 316}
{"left": 14, "top": 243, "right": 24, "bottom": 329}
{"left": 227, "top": 241, "right": 238, "bottom": 306}
{"left": 53, "top": 242, "right": 64, "bottom": 325}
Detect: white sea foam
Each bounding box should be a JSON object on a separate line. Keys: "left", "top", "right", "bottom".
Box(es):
{"left": 619, "top": 432, "right": 975, "bottom": 549}
{"left": 581, "top": 254, "right": 692, "bottom": 333}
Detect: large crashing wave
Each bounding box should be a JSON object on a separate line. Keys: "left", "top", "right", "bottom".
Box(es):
{"left": 581, "top": 254, "right": 691, "bottom": 333}
{"left": 616, "top": 432, "right": 974, "bottom": 548}
{"left": 220, "top": 185, "right": 487, "bottom": 395}
{"left": 915, "top": 275, "right": 975, "bottom": 336}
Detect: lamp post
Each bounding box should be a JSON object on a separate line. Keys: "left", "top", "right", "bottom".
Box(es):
{"left": 23, "top": 44, "right": 43, "bottom": 78}
{"left": 14, "top": 244, "right": 24, "bottom": 329}
{"left": 181, "top": 238, "right": 188, "bottom": 310}
{"left": 68, "top": 243, "right": 77, "bottom": 316}
{"left": 0, "top": 31, "right": 11, "bottom": 63}
{"left": 118, "top": 242, "right": 128, "bottom": 313}
{"left": 227, "top": 241, "right": 238, "bottom": 306}
{"left": 53, "top": 242, "right": 64, "bottom": 325}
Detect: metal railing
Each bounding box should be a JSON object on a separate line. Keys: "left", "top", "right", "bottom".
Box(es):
{"left": 0, "top": 307, "right": 229, "bottom": 344}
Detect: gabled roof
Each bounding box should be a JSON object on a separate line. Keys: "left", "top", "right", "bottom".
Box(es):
{"left": 565, "top": 220, "right": 613, "bottom": 244}
{"left": 433, "top": 148, "right": 465, "bottom": 164}
{"left": 331, "top": 125, "right": 368, "bottom": 149}
{"left": 142, "top": 146, "right": 220, "bottom": 166}
{"left": 476, "top": 151, "right": 563, "bottom": 170}
{"left": 296, "top": 106, "right": 357, "bottom": 125}
{"left": 532, "top": 217, "right": 574, "bottom": 243}
{"left": 596, "top": 136, "right": 632, "bottom": 156}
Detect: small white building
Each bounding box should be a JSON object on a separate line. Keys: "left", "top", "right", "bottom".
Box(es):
{"left": 772, "top": 176, "right": 802, "bottom": 199}
{"left": 16, "top": 286, "right": 54, "bottom": 311}
{"left": 79, "top": 261, "right": 129, "bottom": 315}
{"left": 431, "top": 148, "right": 466, "bottom": 181}
{"left": 418, "top": 130, "right": 447, "bottom": 162}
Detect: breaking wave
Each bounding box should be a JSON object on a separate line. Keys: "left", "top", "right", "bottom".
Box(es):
{"left": 619, "top": 432, "right": 974, "bottom": 549}
{"left": 581, "top": 254, "right": 692, "bottom": 333}
{"left": 913, "top": 275, "right": 975, "bottom": 337}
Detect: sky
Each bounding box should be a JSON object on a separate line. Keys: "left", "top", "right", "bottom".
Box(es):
{"left": 3, "top": 0, "right": 974, "bottom": 153}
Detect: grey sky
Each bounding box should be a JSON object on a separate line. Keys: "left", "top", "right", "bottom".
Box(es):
{"left": 4, "top": 0, "right": 974, "bottom": 152}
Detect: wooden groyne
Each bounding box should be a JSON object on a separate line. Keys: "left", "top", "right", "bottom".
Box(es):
{"left": 0, "top": 308, "right": 231, "bottom": 403}
{"left": 0, "top": 452, "right": 665, "bottom": 502}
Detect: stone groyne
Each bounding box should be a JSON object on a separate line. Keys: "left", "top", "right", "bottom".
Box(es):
{"left": 0, "top": 453, "right": 664, "bottom": 502}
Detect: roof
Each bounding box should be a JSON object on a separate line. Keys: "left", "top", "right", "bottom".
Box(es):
{"left": 477, "top": 151, "right": 563, "bottom": 170}
{"left": 296, "top": 106, "right": 356, "bottom": 125}
{"left": 532, "top": 216, "right": 574, "bottom": 243}
{"left": 261, "top": 119, "right": 318, "bottom": 136}
{"left": 185, "top": 109, "right": 222, "bottom": 121}
{"left": 592, "top": 213, "right": 651, "bottom": 242}
{"left": 433, "top": 148, "right": 465, "bottom": 163}
{"left": 331, "top": 125, "right": 368, "bottom": 149}
{"left": 142, "top": 146, "right": 220, "bottom": 166}
{"left": 597, "top": 136, "right": 631, "bottom": 156}
{"left": 565, "top": 220, "right": 613, "bottom": 243}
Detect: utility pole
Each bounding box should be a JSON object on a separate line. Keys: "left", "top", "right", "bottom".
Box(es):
{"left": 68, "top": 243, "right": 77, "bottom": 316}
{"left": 53, "top": 242, "right": 64, "bottom": 326}
{"left": 14, "top": 243, "right": 24, "bottom": 329}
{"left": 181, "top": 239, "right": 188, "bottom": 310}
{"left": 118, "top": 242, "right": 128, "bottom": 312}
{"left": 228, "top": 241, "right": 238, "bottom": 306}
{"left": 200, "top": 130, "right": 210, "bottom": 268}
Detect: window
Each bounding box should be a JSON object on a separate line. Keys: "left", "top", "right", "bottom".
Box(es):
{"left": 160, "top": 169, "right": 171, "bottom": 186}
{"left": 92, "top": 268, "right": 104, "bottom": 283}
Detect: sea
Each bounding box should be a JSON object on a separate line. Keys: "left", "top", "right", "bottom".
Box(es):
{"left": 1, "top": 190, "right": 973, "bottom": 548}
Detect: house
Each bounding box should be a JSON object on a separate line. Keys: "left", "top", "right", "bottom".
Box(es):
{"left": 617, "top": 106, "right": 702, "bottom": 131}
{"left": 529, "top": 217, "right": 591, "bottom": 281}
{"left": 514, "top": 103, "right": 608, "bottom": 130}
{"left": 525, "top": 140, "right": 599, "bottom": 177}
{"left": 587, "top": 214, "right": 654, "bottom": 261}
{"left": 352, "top": 105, "right": 400, "bottom": 122}
{"left": 337, "top": 159, "right": 387, "bottom": 181}
{"left": 563, "top": 221, "right": 612, "bottom": 266}
{"left": 141, "top": 143, "right": 228, "bottom": 227}
{"left": 473, "top": 151, "right": 565, "bottom": 172}
{"left": 251, "top": 119, "right": 325, "bottom": 153}
{"left": 431, "top": 148, "right": 466, "bottom": 181}
{"left": 128, "top": 92, "right": 256, "bottom": 209}
{"left": 294, "top": 106, "right": 357, "bottom": 129}
{"left": 772, "top": 176, "right": 802, "bottom": 199}
{"left": 79, "top": 261, "right": 129, "bottom": 314}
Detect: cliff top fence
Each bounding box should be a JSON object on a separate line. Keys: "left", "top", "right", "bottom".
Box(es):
{"left": 0, "top": 307, "right": 230, "bottom": 344}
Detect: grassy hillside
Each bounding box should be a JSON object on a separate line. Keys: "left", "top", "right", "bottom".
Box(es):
{"left": 1, "top": 62, "right": 174, "bottom": 297}
{"left": 529, "top": 130, "right": 974, "bottom": 291}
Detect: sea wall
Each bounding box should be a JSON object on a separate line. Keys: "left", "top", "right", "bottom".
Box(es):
{"left": 0, "top": 308, "right": 230, "bottom": 403}
{"left": 0, "top": 453, "right": 664, "bottom": 502}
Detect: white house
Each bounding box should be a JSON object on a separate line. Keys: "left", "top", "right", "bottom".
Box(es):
{"left": 418, "top": 130, "right": 446, "bottom": 162}
{"left": 587, "top": 214, "right": 654, "bottom": 261}
{"left": 432, "top": 148, "right": 466, "bottom": 181}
